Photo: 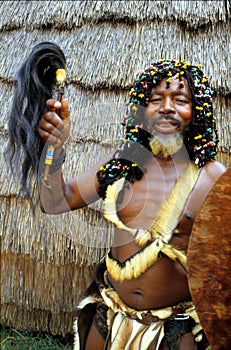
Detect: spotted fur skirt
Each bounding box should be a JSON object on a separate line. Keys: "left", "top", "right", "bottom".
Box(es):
{"left": 73, "top": 261, "right": 210, "bottom": 350}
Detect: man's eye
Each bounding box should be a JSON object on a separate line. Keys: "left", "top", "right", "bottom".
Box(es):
{"left": 176, "top": 99, "right": 188, "bottom": 103}
{"left": 149, "top": 98, "right": 161, "bottom": 103}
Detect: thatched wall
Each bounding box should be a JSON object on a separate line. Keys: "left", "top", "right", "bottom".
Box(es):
{"left": 0, "top": 0, "right": 230, "bottom": 336}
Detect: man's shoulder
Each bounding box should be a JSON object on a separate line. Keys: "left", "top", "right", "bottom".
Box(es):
{"left": 188, "top": 161, "right": 228, "bottom": 215}
{"left": 202, "top": 160, "right": 227, "bottom": 185}
{"left": 204, "top": 160, "right": 227, "bottom": 173}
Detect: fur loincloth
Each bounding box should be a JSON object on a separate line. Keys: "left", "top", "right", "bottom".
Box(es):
{"left": 73, "top": 262, "right": 209, "bottom": 350}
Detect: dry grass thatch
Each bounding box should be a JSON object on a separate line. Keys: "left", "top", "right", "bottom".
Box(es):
{"left": 0, "top": 0, "right": 229, "bottom": 30}
{"left": 0, "top": 0, "right": 230, "bottom": 336}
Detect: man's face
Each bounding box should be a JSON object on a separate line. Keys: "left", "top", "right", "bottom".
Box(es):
{"left": 144, "top": 77, "right": 192, "bottom": 134}
{"left": 144, "top": 77, "right": 193, "bottom": 158}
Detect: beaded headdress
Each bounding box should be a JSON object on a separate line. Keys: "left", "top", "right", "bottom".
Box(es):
{"left": 97, "top": 59, "right": 218, "bottom": 197}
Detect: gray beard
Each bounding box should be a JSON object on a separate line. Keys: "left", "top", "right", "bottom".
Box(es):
{"left": 149, "top": 132, "right": 183, "bottom": 158}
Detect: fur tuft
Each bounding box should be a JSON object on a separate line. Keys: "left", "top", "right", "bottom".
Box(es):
{"left": 5, "top": 42, "right": 66, "bottom": 202}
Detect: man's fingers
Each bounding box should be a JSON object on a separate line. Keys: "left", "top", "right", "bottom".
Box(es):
{"left": 39, "top": 118, "right": 63, "bottom": 136}
{"left": 60, "top": 98, "right": 69, "bottom": 120}
{"left": 38, "top": 98, "right": 70, "bottom": 146}
{"left": 38, "top": 127, "right": 59, "bottom": 145}
{"left": 46, "top": 99, "right": 62, "bottom": 112}
{"left": 38, "top": 111, "right": 64, "bottom": 141}
{"left": 41, "top": 110, "right": 64, "bottom": 130}
{"left": 46, "top": 98, "right": 69, "bottom": 121}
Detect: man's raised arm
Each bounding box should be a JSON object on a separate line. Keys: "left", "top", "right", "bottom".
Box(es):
{"left": 38, "top": 98, "right": 101, "bottom": 214}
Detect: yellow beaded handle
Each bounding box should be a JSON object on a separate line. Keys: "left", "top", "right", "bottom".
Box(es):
{"left": 43, "top": 69, "right": 66, "bottom": 181}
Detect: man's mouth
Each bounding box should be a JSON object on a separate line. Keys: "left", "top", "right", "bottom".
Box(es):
{"left": 152, "top": 117, "right": 181, "bottom": 134}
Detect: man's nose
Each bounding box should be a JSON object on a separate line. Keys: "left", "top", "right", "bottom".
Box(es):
{"left": 159, "top": 97, "right": 175, "bottom": 114}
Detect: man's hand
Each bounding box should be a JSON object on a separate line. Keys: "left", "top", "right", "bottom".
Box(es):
{"left": 38, "top": 98, "right": 70, "bottom": 148}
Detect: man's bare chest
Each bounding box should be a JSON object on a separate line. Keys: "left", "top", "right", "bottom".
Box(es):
{"left": 117, "top": 165, "right": 180, "bottom": 230}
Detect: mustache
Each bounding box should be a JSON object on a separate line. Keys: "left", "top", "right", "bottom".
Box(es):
{"left": 151, "top": 115, "right": 182, "bottom": 129}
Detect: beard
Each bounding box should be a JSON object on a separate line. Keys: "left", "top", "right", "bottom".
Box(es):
{"left": 149, "top": 132, "right": 184, "bottom": 159}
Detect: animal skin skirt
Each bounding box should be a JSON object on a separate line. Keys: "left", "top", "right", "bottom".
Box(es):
{"left": 73, "top": 260, "right": 210, "bottom": 350}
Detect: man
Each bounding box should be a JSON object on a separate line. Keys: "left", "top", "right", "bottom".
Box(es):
{"left": 38, "top": 59, "right": 226, "bottom": 349}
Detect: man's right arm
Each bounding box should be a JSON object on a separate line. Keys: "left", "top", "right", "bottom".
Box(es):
{"left": 40, "top": 163, "right": 102, "bottom": 214}
{"left": 38, "top": 98, "right": 102, "bottom": 214}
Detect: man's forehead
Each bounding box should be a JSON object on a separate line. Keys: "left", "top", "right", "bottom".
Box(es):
{"left": 151, "top": 77, "right": 191, "bottom": 94}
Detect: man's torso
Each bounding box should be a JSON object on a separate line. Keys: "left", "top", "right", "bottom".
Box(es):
{"left": 107, "top": 158, "right": 222, "bottom": 310}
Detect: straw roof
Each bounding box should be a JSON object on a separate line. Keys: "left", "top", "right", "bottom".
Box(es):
{"left": 1, "top": 0, "right": 230, "bottom": 336}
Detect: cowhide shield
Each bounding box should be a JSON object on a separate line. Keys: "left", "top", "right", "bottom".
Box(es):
{"left": 188, "top": 167, "right": 231, "bottom": 350}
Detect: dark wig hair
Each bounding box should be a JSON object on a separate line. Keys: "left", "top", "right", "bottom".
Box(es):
{"left": 5, "top": 42, "right": 66, "bottom": 200}
{"left": 97, "top": 59, "right": 219, "bottom": 197}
